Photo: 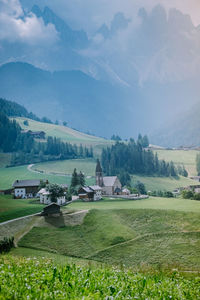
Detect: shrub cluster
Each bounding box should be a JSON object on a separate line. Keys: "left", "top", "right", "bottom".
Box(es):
{"left": 148, "top": 190, "right": 174, "bottom": 198}
{"left": 0, "top": 237, "right": 14, "bottom": 253}
{"left": 182, "top": 190, "right": 200, "bottom": 200}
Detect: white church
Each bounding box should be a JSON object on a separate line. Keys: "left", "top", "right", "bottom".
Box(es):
{"left": 95, "top": 160, "right": 122, "bottom": 195}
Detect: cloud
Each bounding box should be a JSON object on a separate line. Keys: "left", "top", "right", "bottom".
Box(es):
{"left": 0, "top": 0, "right": 58, "bottom": 45}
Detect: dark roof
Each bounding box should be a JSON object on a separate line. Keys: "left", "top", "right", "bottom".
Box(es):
{"left": 44, "top": 203, "right": 60, "bottom": 209}
{"left": 42, "top": 203, "right": 61, "bottom": 214}
{"left": 80, "top": 186, "right": 93, "bottom": 193}
{"left": 89, "top": 185, "right": 102, "bottom": 191}
{"left": 12, "top": 179, "right": 41, "bottom": 188}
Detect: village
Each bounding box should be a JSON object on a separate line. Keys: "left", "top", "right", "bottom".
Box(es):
{"left": 1, "top": 160, "right": 151, "bottom": 214}
{"left": 1, "top": 159, "right": 200, "bottom": 215}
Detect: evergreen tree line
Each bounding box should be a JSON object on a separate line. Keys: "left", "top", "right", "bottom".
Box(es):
{"left": 101, "top": 138, "right": 187, "bottom": 178}
{"left": 0, "top": 113, "right": 93, "bottom": 165}
{"left": 0, "top": 98, "right": 52, "bottom": 124}
{"left": 0, "top": 113, "right": 34, "bottom": 153}
{"left": 11, "top": 136, "right": 93, "bottom": 166}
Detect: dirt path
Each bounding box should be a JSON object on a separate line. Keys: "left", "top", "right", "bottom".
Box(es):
{"left": 27, "top": 164, "right": 71, "bottom": 177}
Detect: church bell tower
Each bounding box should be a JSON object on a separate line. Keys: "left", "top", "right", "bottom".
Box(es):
{"left": 96, "top": 159, "right": 103, "bottom": 187}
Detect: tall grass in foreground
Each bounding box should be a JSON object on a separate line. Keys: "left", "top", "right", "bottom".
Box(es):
{"left": 0, "top": 255, "right": 199, "bottom": 299}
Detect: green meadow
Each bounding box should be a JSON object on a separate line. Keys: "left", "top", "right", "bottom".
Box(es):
{"left": 13, "top": 117, "right": 113, "bottom": 156}
{"left": 0, "top": 165, "right": 95, "bottom": 190}
{"left": 0, "top": 195, "right": 44, "bottom": 223}
{"left": 32, "top": 158, "right": 96, "bottom": 176}
{"left": 19, "top": 202, "right": 200, "bottom": 270}
{"left": 155, "top": 149, "right": 199, "bottom": 176}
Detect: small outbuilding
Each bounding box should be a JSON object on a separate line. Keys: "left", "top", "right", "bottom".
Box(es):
{"left": 41, "top": 203, "right": 61, "bottom": 216}
{"left": 122, "top": 188, "right": 131, "bottom": 195}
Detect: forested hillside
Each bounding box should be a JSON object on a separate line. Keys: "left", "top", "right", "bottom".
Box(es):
{"left": 0, "top": 100, "right": 93, "bottom": 166}
{"left": 101, "top": 137, "right": 188, "bottom": 183}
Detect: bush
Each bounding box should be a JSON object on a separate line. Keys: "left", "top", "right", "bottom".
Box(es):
{"left": 182, "top": 190, "right": 194, "bottom": 199}
{"left": 0, "top": 237, "right": 14, "bottom": 253}
{"left": 111, "top": 236, "right": 126, "bottom": 245}
{"left": 192, "top": 193, "right": 200, "bottom": 201}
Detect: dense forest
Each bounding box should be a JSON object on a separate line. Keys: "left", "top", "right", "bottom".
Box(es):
{"left": 0, "top": 98, "right": 52, "bottom": 123}
{"left": 101, "top": 136, "right": 187, "bottom": 178}
{"left": 0, "top": 110, "right": 93, "bottom": 166}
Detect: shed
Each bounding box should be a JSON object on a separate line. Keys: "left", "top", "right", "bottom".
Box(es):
{"left": 41, "top": 203, "right": 61, "bottom": 216}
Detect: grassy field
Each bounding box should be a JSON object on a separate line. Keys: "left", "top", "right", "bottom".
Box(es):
{"left": 68, "top": 197, "right": 200, "bottom": 212}
{"left": 0, "top": 165, "right": 95, "bottom": 190}
{"left": 32, "top": 158, "right": 96, "bottom": 176}
{"left": 0, "top": 195, "right": 44, "bottom": 223}
{"left": 132, "top": 175, "right": 196, "bottom": 191}
{"left": 13, "top": 117, "right": 113, "bottom": 156}
{"left": 31, "top": 158, "right": 196, "bottom": 192}
{"left": 19, "top": 204, "right": 200, "bottom": 270}
{"left": 1, "top": 255, "right": 199, "bottom": 299}
{"left": 154, "top": 149, "right": 199, "bottom": 176}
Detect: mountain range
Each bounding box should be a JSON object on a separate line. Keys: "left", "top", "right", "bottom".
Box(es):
{"left": 0, "top": 2, "right": 200, "bottom": 145}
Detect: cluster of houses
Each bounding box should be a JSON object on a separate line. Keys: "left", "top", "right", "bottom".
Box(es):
{"left": 12, "top": 179, "right": 68, "bottom": 205}
{"left": 10, "top": 161, "right": 132, "bottom": 205}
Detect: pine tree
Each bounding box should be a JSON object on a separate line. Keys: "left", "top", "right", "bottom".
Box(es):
{"left": 71, "top": 168, "right": 79, "bottom": 187}
{"left": 79, "top": 171, "right": 85, "bottom": 186}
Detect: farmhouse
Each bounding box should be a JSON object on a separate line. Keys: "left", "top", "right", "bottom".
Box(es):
{"left": 78, "top": 185, "right": 102, "bottom": 201}
{"left": 95, "top": 160, "right": 122, "bottom": 195}
{"left": 38, "top": 188, "right": 66, "bottom": 205}
{"left": 22, "top": 130, "right": 45, "bottom": 139}
{"left": 12, "top": 179, "right": 41, "bottom": 198}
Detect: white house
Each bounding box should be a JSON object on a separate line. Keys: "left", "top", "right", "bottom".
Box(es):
{"left": 12, "top": 179, "right": 41, "bottom": 198}
{"left": 38, "top": 188, "right": 66, "bottom": 205}
{"left": 78, "top": 185, "right": 102, "bottom": 201}
{"left": 89, "top": 185, "right": 102, "bottom": 201}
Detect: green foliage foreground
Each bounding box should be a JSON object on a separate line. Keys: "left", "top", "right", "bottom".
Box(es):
{"left": 0, "top": 256, "right": 199, "bottom": 299}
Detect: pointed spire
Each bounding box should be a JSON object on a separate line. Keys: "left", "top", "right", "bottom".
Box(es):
{"left": 96, "top": 159, "right": 102, "bottom": 173}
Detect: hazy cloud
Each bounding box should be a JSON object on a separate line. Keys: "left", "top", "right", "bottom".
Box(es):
{"left": 0, "top": 0, "right": 58, "bottom": 45}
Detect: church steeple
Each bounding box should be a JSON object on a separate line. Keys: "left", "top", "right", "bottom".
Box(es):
{"left": 96, "top": 159, "right": 103, "bottom": 187}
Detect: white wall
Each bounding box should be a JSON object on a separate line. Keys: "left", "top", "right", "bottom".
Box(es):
{"left": 14, "top": 188, "right": 26, "bottom": 198}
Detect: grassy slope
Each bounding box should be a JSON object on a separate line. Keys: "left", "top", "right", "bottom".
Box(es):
{"left": 132, "top": 175, "right": 196, "bottom": 191}
{"left": 68, "top": 197, "right": 200, "bottom": 212}
{"left": 154, "top": 149, "right": 199, "bottom": 176}
{"left": 19, "top": 205, "right": 200, "bottom": 270}
{"left": 13, "top": 117, "right": 113, "bottom": 156}
{"left": 0, "top": 165, "right": 95, "bottom": 190}
{"left": 0, "top": 195, "right": 44, "bottom": 223}
{"left": 32, "top": 158, "right": 96, "bottom": 176}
